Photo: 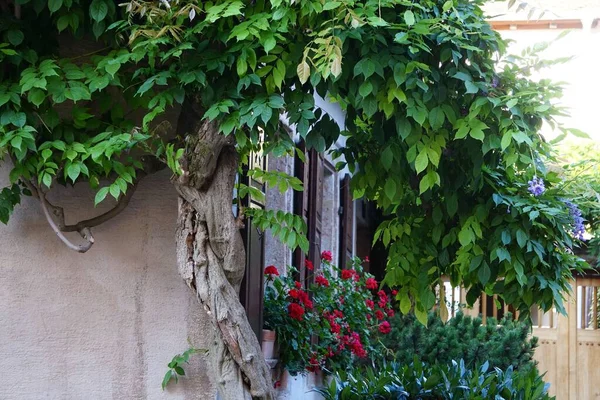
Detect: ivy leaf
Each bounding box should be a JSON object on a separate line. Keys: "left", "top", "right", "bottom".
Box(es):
{"left": 27, "top": 88, "right": 45, "bottom": 107}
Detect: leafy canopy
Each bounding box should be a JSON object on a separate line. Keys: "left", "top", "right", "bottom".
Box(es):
{"left": 0, "top": 0, "right": 588, "bottom": 321}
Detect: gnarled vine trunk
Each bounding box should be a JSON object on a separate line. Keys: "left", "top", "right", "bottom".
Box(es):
{"left": 173, "top": 99, "right": 273, "bottom": 399}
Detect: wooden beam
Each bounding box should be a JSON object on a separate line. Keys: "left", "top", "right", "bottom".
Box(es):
{"left": 489, "top": 19, "right": 583, "bottom": 31}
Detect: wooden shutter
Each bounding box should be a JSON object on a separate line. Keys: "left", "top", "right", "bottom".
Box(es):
{"left": 307, "top": 149, "right": 324, "bottom": 277}
{"left": 293, "top": 142, "right": 310, "bottom": 283}
{"left": 339, "top": 174, "right": 354, "bottom": 269}
{"left": 239, "top": 137, "right": 266, "bottom": 341}
{"left": 293, "top": 145, "right": 324, "bottom": 284}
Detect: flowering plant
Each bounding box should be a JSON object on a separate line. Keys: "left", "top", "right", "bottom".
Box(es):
{"left": 263, "top": 253, "right": 393, "bottom": 375}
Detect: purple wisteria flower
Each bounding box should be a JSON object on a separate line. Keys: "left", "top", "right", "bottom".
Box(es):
{"left": 564, "top": 200, "right": 586, "bottom": 241}
{"left": 527, "top": 176, "right": 545, "bottom": 197}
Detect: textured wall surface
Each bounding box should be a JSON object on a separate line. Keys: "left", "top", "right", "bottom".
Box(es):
{"left": 0, "top": 166, "right": 215, "bottom": 400}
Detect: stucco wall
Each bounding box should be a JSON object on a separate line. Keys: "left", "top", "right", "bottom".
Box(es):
{"left": 0, "top": 165, "right": 215, "bottom": 399}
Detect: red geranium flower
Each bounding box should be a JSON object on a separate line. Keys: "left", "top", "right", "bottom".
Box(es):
{"left": 288, "top": 303, "right": 305, "bottom": 321}
{"left": 341, "top": 269, "right": 354, "bottom": 280}
{"left": 315, "top": 275, "right": 330, "bottom": 287}
{"left": 321, "top": 250, "right": 333, "bottom": 262}
{"left": 366, "top": 299, "right": 374, "bottom": 309}
{"left": 375, "top": 310, "right": 385, "bottom": 320}
{"left": 378, "top": 321, "right": 391, "bottom": 334}
{"left": 330, "top": 322, "right": 341, "bottom": 334}
{"left": 305, "top": 259, "right": 314, "bottom": 271}
{"left": 333, "top": 310, "right": 344, "bottom": 319}
{"left": 378, "top": 300, "right": 387, "bottom": 309}
{"left": 387, "top": 308, "right": 395, "bottom": 317}
{"left": 367, "top": 314, "right": 372, "bottom": 320}
{"left": 295, "top": 281, "right": 302, "bottom": 289}
{"left": 306, "top": 354, "right": 320, "bottom": 372}
{"left": 391, "top": 289, "right": 398, "bottom": 296}
{"left": 366, "top": 277, "right": 378, "bottom": 290}
{"left": 264, "top": 265, "right": 279, "bottom": 276}
{"left": 288, "top": 289, "right": 300, "bottom": 299}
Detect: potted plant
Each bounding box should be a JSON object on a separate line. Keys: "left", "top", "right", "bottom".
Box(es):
{"left": 263, "top": 252, "right": 394, "bottom": 376}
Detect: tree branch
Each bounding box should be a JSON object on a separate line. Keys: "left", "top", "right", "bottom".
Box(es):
{"left": 61, "top": 172, "right": 145, "bottom": 232}
{"left": 36, "top": 185, "right": 94, "bottom": 253}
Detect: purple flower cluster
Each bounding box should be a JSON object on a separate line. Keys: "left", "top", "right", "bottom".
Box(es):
{"left": 564, "top": 200, "right": 585, "bottom": 241}
{"left": 527, "top": 176, "right": 545, "bottom": 197}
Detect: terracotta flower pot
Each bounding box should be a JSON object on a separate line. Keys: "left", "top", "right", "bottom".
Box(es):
{"left": 262, "top": 329, "right": 276, "bottom": 359}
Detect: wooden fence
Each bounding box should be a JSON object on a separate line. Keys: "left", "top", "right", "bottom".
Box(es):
{"left": 442, "top": 277, "right": 600, "bottom": 400}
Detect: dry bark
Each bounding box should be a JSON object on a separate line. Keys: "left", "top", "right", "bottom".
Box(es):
{"left": 174, "top": 99, "right": 273, "bottom": 399}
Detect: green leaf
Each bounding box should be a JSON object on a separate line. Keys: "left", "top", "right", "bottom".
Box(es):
{"left": 478, "top": 264, "right": 491, "bottom": 285}
{"left": 323, "top": 1, "right": 341, "bottom": 10}
{"left": 404, "top": 10, "right": 415, "bottom": 26}
{"left": 415, "top": 150, "right": 428, "bottom": 174}
{"left": 516, "top": 229, "right": 527, "bottom": 248}
{"left": 500, "top": 131, "right": 512, "bottom": 150}
{"left": 506, "top": 98, "right": 518, "bottom": 109}
{"left": 7, "top": 30, "right": 24, "bottom": 46}
{"left": 400, "top": 293, "right": 411, "bottom": 314}
{"left": 90, "top": 0, "right": 108, "bottom": 22}
{"left": 162, "top": 370, "right": 173, "bottom": 390}
{"left": 67, "top": 163, "right": 81, "bottom": 183}
{"left": 297, "top": 61, "right": 310, "bottom": 84}
{"left": 428, "top": 106, "right": 445, "bottom": 130}
{"left": 384, "top": 179, "right": 396, "bottom": 200}
{"left": 48, "top": 0, "right": 63, "bottom": 13}
{"left": 381, "top": 146, "right": 393, "bottom": 170}
{"left": 109, "top": 184, "right": 120, "bottom": 200}
{"left": 358, "top": 81, "right": 373, "bottom": 97}
{"left": 27, "top": 88, "right": 45, "bottom": 107}
{"left": 415, "top": 304, "right": 428, "bottom": 326}
{"left": 94, "top": 187, "right": 109, "bottom": 205}
{"left": 465, "top": 81, "right": 478, "bottom": 94}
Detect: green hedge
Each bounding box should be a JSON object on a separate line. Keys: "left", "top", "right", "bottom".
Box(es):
{"left": 380, "top": 311, "right": 538, "bottom": 374}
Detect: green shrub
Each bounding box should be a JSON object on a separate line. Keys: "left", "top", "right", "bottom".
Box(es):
{"left": 316, "top": 359, "right": 553, "bottom": 400}
{"left": 380, "top": 311, "right": 538, "bottom": 374}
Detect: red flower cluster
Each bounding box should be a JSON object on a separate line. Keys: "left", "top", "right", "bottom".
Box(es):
{"left": 377, "top": 290, "right": 388, "bottom": 308}
{"left": 341, "top": 332, "right": 367, "bottom": 358}
{"left": 315, "top": 275, "right": 330, "bottom": 287}
{"left": 365, "top": 277, "right": 378, "bottom": 290}
{"left": 321, "top": 250, "right": 333, "bottom": 262}
{"left": 341, "top": 269, "right": 354, "bottom": 280}
{"left": 288, "top": 303, "right": 304, "bottom": 321}
{"left": 391, "top": 289, "right": 398, "bottom": 296}
{"left": 305, "top": 259, "right": 314, "bottom": 271}
{"left": 295, "top": 281, "right": 302, "bottom": 289}
{"left": 366, "top": 299, "right": 374, "bottom": 309}
{"left": 375, "top": 310, "right": 385, "bottom": 321}
{"left": 306, "top": 353, "right": 320, "bottom": 372}
{"left": 378, "top": 321, "right": 391, "bottom": 334}
{"left": 264, "top": 265, "right": 279, "bottom": 276}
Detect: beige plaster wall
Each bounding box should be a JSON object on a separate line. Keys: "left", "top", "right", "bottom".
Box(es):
{"left": 0, "top": 165, "right": 215, "bottom": 399}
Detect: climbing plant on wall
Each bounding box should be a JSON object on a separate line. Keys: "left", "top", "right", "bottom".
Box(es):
{"left": 0, "top": 0, "right": 589, "bottom": 398}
